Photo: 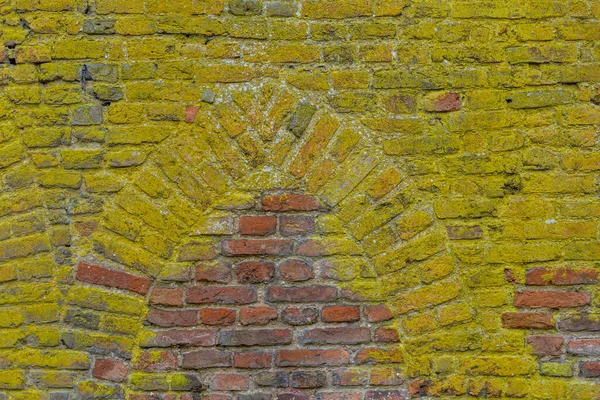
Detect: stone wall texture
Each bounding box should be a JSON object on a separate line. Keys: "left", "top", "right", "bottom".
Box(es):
{"left": 1, "top": 0, "right": 600, "bottom": 398}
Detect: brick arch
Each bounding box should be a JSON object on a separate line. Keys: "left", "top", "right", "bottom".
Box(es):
{"left": 65, "top": 79, "right": 471, "bottom": 399}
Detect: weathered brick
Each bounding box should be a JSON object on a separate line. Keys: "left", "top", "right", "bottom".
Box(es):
{"left": 364, "top": 305, "right": 394, "bottom": 322}
{"left": 526, "top": 267, "right": 598, "bottom": 286}
{"left": 146, "top": 309, "right": 199, "bottom": 327}
{"left": 300, "top": 327, "right": 370, "bottom": 345}
{"left": 279, "top": 259, "right": 314, "bottom": 282}
{"left": 580, "top": 361, "right": 600, "bottom": 377}
{"left": 239, "top": 216, "right": 277, "bottom": 235}
{"left": 276, "top": 349, "right": 350, "bottom": 367}
{"left": 567, "top": 339, "right": 600, "bottom": 356}
{"left": 196, "top": 263, "right": 232, "bottom": 283}
{"left": 236, "top": 261, "right": 275, "bottom": 283}
{"left": 186, "top": 286, "right": 257, "bottom": 304}
{"left": 199, "top": 308, "right": 236, "bottom": 326}
{"left": 514, "top": 291, "right": 590, "bottom": 308}
{"left": 149, "top": 288, "right": 183, "bottom": 307}
{"left": 322, "top": 306, "right": 360, "bottom": 323}
{"left": 281, "top": 307, "right": 319, "bottom": 325}
{"left": 280, "top": 215, "right": 316, "bottom": 236}
{"left": 92, "top": 358, "right": 129, "bottom": 382}
{"left": 76, "top": 263, "right": 151, "bottom": 295}
{"left": 526, "top": 336, "right": 564, "bottom": 356}
{"left": 267, "top": 286, "right": 337, "bottom": 302}
{"left": 222, "top": 239, "right": 293, "bottom": 256}
{"left": 181, "top": 349, "right": 232, "bottom": 368}
{"left": 502, "top": 312, "right": 555, "bottom": 329}
{"left": 558, "top": 314, "right": 600, "bottom": 331}
{"left": 140, "top": 329, "right": 216, "bottom": 347}
{"left": 234, "top": 352, "right": 272, "bottom": 369}
{"left": 210, "top": 373, "right": 249, "bottom": 391}
{"left": 240, "top": 306, "right": 278, "bottom": 325}
{"left": 220, "top": 329, "right": 292, "bottom": 346}
{"left": 292, "top": 371, "right": 327, "bottom": 389}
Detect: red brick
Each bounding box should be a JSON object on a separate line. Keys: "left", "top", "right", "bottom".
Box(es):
{"left": 187, "top": 286, "right": 257, "bottom": 304}
{"left": 300, "top": 327, "right": 370, "bottom": 345}
{"left": 199, "top": 308, "right": 236, "bottom": 326}
{"left": 92, "top": 358, "right": 128, "bottom": 382}
{"left": 76, "top": 262, "right": 151, "bottom": 295}
{"left": 279, "top": 259, "right": 314, "bottom": 282}
{"left": 364, "top": 305, "right": 394, "bottom": 322}
{"left": 237, "top": 261, "right": 275, "bottom": 283}
{"left": 279, "top": 394, "right": 309, "bottom": 400}
{"left": 558, "top": 313, "right": 600, "bottom": 331}
{"left": 149, "top": 288, "right": 183, "bottom": 307}
{"left": 141, "top": 329, "right": 216, "bottom": 348}
{"left": 146, "top": 309, "right": 198, "bottom": 327}
{"left": 322, "top": 306, "right": 360, "bottom": 323}
{"left": 580, "top": 361, "right": 600, "bottom": 377}
{"left": 255, "top": 371, "right": 290, "bottom": 388}
{"left": 567, "top": 338, "right": 600, "bottom": 356}
{"left": 526, "top": 267, "right": 598, "bottom": 286}
{"left": 210, "top": 373, "right": 249, "bottom": 391}
{"left": 185, "top": 106, "right": 200, "bottom": 123}
{"left": 234, "top": 352, "right": 272, "bottom": 369}
{"left": 501, "top": 312, "right": 554, "bottom": 329}
{"left": 430, "top": 92, "right": 461, "bottom": 112}
{"left": 220, "top": 329, "right": 292, "bottom": 346}
{"left": 135, "top": 350, "right": 178, "bottom": 372}
{"left": 526, "top": 336, "right": 564, "bottom": 356}
{"left": 267, "top": 285, "right": 337, "bottom": 302}
{"left": 355, "top": 348, "right": 404, "bottom": 365}
{"left": 296, "top": 239, "right": 324, "bottom": 256}
{"left": 292, "top": 371, "right": 327, "bottom": 388}
{"left": 196, "top": 263, "right": 232, "bottom": 283}
{"left": 281, "top": 307, "right": 319, "bottom": 325}
{"left": 280, "top": 215, "right": 316, "bottom": 236}
{"left": 199, "top": 396, "right": 231, "bottom": 400}
{"left": 332, "top": 368, "right": 369, "bottom": 386}
{"left": 240, "top": 306, "right": 278, "bottom": 325}
{"left": 239, "top": 216, "right": 277, "bottom": 235}
{"left": 318, "top": 393, "right": 362, "bottom": 400}
{"left": 514, "top": 290, "right": 590, "bottom": 308}
{"left": 276, "top": 349, "right": 350, "bottom": 367}
{"left": 222, "top": 239, "right": 293, "bottom": 256}
{"left": 262, "top": 194, "right": 320, "bottom": 211}
{"left": 374, "top": 326, "right": 400, "bottom": 343}
{"left": 365, "top": 391, "right": 404, "bottom": 400}
{"left": 181, "top": 349, "right": 232, "bottom": 368}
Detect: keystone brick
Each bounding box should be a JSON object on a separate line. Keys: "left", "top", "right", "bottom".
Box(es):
{"left": 76, "top": 263, "right": 151, "bottom": 295}
{"left": 239, "top": 216, "right": 277, "bottom": 235}
{"left": 262, "top": 194, "right": 320, "bottom": 211}
{"left": 222, "top": 239, "right": 294, "bottom": 256}
{"left": 514, "top": 290, "right": 591, "bottom": 308}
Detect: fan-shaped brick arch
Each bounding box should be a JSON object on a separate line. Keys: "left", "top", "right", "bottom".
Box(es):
{"left": 62, "top": 79, "right": 469, "bottom": 398}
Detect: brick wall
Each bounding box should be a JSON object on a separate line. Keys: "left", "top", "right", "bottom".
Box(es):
{"left": 1, "top": 0, "right": 600, "bottom": 399}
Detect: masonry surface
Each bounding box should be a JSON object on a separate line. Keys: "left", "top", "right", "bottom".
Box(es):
{"left": 1, "top": 0, "right": 600, "bottom": 399}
